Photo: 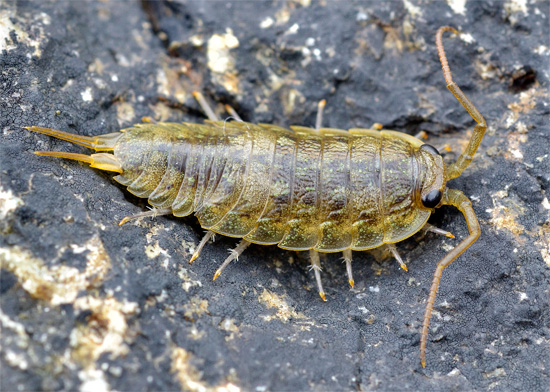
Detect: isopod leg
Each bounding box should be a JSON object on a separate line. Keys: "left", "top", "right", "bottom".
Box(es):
{"left": 141, "top": 116, "right": 158, "bottom": 124}
{"left": 309, "top": 250, "right": 326, "bottom": 301}
{"left": 414, "top": 130, "right": 428, "bottom": 140}
{"left": 424, "top": 223, "right": 455, "bottom": 238}
{"left": 386, "top": 244, "right": 408, "bottom": 272}
{"left": 224, "top": 104, "right": 243, "bottom": 122}
{"left": 118, "top": 208, "right": 172, "bottom": 226}
{"left": 189, "top": 230, "right": 216, "bottom": 263}
{"left": 420, "top": 188, "right": 480, "bottom": 368}
{"left": 192, "top": 90, "right": 245, "bottom": 123}
{"left": 315, "top": 99, "right": 326, "bottom": 131}
{"left": 213, "top": 239, "right": 251, "bottom": 281}
{"left": 342, "top": 249, "right": 354, "bottom": 288}
{"left": 192, "top": 91, "right": 220, "bottom": 121}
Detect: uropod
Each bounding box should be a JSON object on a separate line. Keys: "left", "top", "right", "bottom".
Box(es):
{"left": 25, "top": 27, "right": 486, "bottom": 367}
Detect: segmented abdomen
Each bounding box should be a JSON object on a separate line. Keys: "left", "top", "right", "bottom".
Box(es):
{"left": 113, "top": 122, "right": 430, "bottom": 252}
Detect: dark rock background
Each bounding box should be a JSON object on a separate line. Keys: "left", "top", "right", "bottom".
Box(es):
{"left": 1, "top": 1, "right": 549, "bottom": 391}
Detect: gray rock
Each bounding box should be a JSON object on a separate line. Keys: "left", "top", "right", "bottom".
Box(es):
{"left": 1, "top": 1, "right": 549, "bottom": 391}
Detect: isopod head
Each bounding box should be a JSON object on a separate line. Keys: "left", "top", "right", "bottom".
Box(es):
{"left": 417, "top": 143, "right": 446, "bottom": 210}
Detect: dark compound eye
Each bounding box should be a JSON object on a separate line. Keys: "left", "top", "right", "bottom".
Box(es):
{"left": 422, "top": 189, "right": 442, "bottom": 208}
{"left": 421, "top": 143, "right": 441, "bottom": 156}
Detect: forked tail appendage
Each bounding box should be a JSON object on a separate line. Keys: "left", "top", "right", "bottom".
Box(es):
{"left": 25, "top": 126, "right": 123, "bottom": 173}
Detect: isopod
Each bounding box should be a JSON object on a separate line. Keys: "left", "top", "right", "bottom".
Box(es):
{"left": 25, "top": 26, "right": 486, "bottom": 367}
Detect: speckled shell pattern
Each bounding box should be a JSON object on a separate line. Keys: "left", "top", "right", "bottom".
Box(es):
{"left": 112, "top": 121, "right": 432, "bottom": 252}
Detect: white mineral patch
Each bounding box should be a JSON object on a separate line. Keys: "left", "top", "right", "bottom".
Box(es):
{"left": 403, "top": 0, "right": 423, "bottom": 17}
{"left": 460, "top": 32, "right": 475, "bottom": 44}
{"left": 518, "top": 292, "right": 529, "bottom": 302}
{"left": 189, "top": 34, "right": 204, "bottom": 46}
{"left": 505, "top": 0, "right": 528, "bottom": 15}
{"left": 0, "top": 235, "right": 111, "bottom": 306}
{"left": 0, "top": 14, "right": 19, "bottom": 51}
{"left": 260, "top": 17, "right": 274, "bottom": 29}
{"left": 446, "top": 0, "right": 467, "bottom": 15}
{"left": 285, "top": 23, "right": 300, "bottom": 35}
{"left": 510, "top": 149, "right": 523, "bottom": 159}
{"left": 79, "top": 368, "right": 109, "bottom": 392}
{"left": 207, "top": 29, "right": 239, "bottom": 74}
{"left": 81, "top": 87, "right": 93, "bottom": 102}
{"left": 0, "top": 186, "right": 23, "bottom": 221}
{"left": 535, "top": 45, "right": 549, "bottom": 55}
{"left": 0, "top": 9, "right": 48, "bottom": 56}
{"left": 504, "top": 0, "right": 529, "bottom": 25}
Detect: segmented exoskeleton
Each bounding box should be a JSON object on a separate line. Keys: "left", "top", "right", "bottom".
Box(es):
{"left": 25, "top": 27, "right": 486, "bottom": 367}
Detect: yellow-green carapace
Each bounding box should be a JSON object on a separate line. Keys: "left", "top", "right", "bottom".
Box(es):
{"left": 26, "top": 27, "right": 485, "bottom": 368}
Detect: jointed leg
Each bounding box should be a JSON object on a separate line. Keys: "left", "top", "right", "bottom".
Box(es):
{"left": 119, "top": 207, "right": 172, "bottom": 226}
{"left": 386, "top": 244, "right": 408, "bottom": 271}
{"left": 193, "top": 90, "right": 244, "bottom": 123}
{"left": 414, "top": 130, "right": 428, "bottom": 140}
{"left": 224, "top": 104, "right": 243, "bottom": 122}
{"left": 424, "top": 223, "right": 455, "bottom": 238}
{"left": 342, "top": 249, "right": 354, "bottom": 288}
{"left": 189, "top": 231, "right": 216, "bottom": 263}
{"left": 192, "top": 91, "right": 219, "bottom": 122}
{"left": 213, "top": 239, "right": 251, "bottom": 281}
{"left": 309, "top": 249, "right": 326, "bottom": 301}
{"left": 420, "top": 188, "right": 480, "bottom": 368}
{"left": 315, "top": 99, "right": 326, "bottom": 131}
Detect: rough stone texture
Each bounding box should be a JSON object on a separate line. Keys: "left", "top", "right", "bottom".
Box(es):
{"left": 1, "top": 1, "right": 549, "bottom": 391}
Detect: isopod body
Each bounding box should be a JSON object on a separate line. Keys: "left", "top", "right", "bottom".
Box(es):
{"left": 39, "top": 121, "right": 444, "bottom": 249}
{"left": 25, "top": 27, "right": 486, "bottom": 367}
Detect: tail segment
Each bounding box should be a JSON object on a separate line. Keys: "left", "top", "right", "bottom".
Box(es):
{"left": 25, "top": 126, "right": 123, "bottom": 173}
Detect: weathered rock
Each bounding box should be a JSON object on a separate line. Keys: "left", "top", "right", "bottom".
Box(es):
{"left": 1, "top": 1, "right": 548, "bottom": 391}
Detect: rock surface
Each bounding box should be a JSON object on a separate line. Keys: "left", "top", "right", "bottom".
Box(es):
{"left": 1, "top": 1, "right": 549, "bottom": 391}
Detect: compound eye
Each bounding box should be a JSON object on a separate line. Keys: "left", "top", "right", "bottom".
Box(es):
{"left": 421, "top": 143, "right": 441, "bottom": 156}
{"left": 422, "top": 189, "right": 442, "bottom": 208}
